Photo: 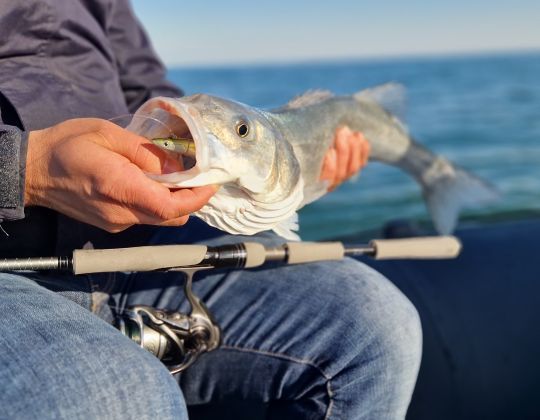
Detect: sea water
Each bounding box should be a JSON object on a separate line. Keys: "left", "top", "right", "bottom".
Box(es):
{"left": 168, "top": 52, "right": 540, "bottom": 240}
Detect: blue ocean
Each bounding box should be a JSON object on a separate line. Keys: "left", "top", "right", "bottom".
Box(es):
{"left": 167, "top": 52, "right": 540, "bottom": 240}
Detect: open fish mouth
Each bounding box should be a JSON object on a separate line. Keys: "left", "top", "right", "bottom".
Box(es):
{"left": 129, "top": 97, "right": 234, "bottom": 188}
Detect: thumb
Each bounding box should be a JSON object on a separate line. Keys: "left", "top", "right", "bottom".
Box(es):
{"left": 97, "top": 124, "right": 184, "bottom": 174}
{"left": 134, "top": 144, "right": 185, "bottom": 174}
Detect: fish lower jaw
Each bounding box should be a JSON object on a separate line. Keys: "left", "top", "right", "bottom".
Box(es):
{"left": 147, "top": 167, "right": 236, "bottom": 188}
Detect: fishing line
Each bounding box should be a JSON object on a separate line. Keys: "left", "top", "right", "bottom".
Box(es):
{"left": 107, "top": 113, "right": 177, "bottom": 136}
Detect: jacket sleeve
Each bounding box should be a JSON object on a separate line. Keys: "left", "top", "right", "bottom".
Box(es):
{"left": 0, "top": 91, "right": 27, "bottom": 222}
{"left": 106, "top": 0, "right": 183, "bottom": 113}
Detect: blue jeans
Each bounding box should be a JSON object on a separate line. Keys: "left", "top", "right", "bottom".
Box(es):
{"left": 0, "top": 224, "right": 422, "bottom": 419}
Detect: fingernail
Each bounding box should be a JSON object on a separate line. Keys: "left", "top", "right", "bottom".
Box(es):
{"left": 211, "top": 184, "right": 221, "bottom": 192}
{"left": 329, "top": 147, "right": 337, "bottom": 157}
{"left": 341, "top": 126, "right": 352, "bottom": 135}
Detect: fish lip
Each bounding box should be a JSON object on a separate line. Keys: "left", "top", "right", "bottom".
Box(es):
{"left": 166, "top": 100, "right": 209, "bottom": 172}
{"left": 142, "top": 97, "right": 236, "bottom": 187}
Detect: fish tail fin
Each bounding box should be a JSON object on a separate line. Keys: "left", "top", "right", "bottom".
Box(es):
{"left": 423, "top": 165, "right": 499, "bottom": 234}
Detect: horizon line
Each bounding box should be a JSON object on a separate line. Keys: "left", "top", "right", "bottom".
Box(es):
{"left": 164, "top": 47, "right": 540, "bottom": 70}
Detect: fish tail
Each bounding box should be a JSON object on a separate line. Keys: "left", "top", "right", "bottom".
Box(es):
{"left": 422, "top": 162, "right": 499, "bottom": 234}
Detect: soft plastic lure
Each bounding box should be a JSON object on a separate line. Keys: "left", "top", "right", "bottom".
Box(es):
{"left": 152, "top": 137, "right": 196, "bottom": 157}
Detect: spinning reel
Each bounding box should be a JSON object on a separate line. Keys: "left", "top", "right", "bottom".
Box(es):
{"left": 118, "top": 267, "right": 220, "bottom": 374}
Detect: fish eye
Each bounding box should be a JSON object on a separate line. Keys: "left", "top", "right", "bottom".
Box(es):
{"left": 235, "top": 121, "right": 250, "bottom": 138}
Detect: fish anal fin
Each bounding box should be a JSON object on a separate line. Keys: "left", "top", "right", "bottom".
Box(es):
{"left": 301, "top": 180, "right": 329, "bottom": 207}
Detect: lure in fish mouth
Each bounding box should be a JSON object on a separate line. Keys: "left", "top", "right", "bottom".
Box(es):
{"left": 128, "top": 85, "right": 498, "bottom": 240}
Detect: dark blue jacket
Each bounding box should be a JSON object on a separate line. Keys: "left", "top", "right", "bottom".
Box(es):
{"left": 0, "top": 0, "right": 182, "bottom": 256}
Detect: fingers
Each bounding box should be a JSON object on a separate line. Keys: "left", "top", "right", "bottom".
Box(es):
{"left": 320, "top": 148, "right": 337, "bottom": 184}
{"left": 91, "top": 209, "right": 190, "bottom": 233}
{"left": 92, "top": 153, "right": 217, "bottom": 229}
{"left": 320, "top": 126, "right": 371, "bottom": 191}
{"left": 334, "top": 126, "right": 351, "bottom": 185}
{"left": 361, "top": 137, "right": 370, "bottom": 167}
{"left": 168, "top": 185, "right": 218, "bottom": 216}
{"left": 93, "top": 185, "right": 217, "bottom": 232}
{"left": 348, "top": 132, "right": 363, "bottom": 176}
{"left": 131, "top": 185, "right": 216, "bottom": 227}
{"left": 94, "top": 120, "right": 183, "bottom": 174}
{"left": 129, "top": 178, "right": 217, "bottom": 223}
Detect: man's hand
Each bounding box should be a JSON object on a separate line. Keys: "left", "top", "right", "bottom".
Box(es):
{"left": 25, "top": 118, "right": 216, "bottom": 233}
{"left": 320, "top": 126, "right": 370, "bottom": 191}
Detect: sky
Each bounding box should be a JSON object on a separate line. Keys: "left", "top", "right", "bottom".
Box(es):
{"left": 130, "top": 0, "right": 540, "bottom": 67}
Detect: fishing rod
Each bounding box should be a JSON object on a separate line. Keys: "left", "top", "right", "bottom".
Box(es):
{"left": 0, "top": 236, "right": 461, "bottom": 373}
{"left": 0, "top": 236, "right": 461, "bottom": 273}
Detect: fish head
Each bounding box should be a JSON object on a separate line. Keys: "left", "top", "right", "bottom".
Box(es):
{"left": 129, "top": 94, "right": 304, "bottom": 239}
{"left": 130, "top": 94, "right": 282, "bottom": 194}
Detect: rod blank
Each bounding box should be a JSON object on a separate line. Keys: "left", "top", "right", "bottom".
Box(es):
{"left": 0, "top": 257, "right": 71, "bottom": 271}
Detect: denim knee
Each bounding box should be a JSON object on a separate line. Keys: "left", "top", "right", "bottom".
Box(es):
{"left": 362, "top": 274, "right": 423, "bottom": 382}
{"left": 84, "top": 334, "right": 189, "bottom": 420}
{"left": 328, "top": 259, "right": 423, "bottom": 411}
{"left": 338, "top": 258, "right": 422, "bottom": 375}
{"left": 0, "top": 273, "right": 187, "bottom": 419}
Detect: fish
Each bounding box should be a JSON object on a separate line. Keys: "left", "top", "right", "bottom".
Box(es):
{"left": 127, "top": 83, "right": 498, "bottom": 240}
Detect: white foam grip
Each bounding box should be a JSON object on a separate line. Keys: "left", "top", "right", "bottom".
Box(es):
{"left": 370, "top": 236, "right": 461, "bottom": 260}
{"left": 286, "top": 242, "right": 345, "bottom": 264}
{"left": 73, "top": 245, "right": 208, "bottom": 274}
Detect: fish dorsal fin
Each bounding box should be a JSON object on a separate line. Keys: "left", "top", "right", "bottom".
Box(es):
{"left": 354, "top": 82, "right": 407, "bottom": 122}
{"left": 283, "top": 90, "right": 334, "bottom": 109}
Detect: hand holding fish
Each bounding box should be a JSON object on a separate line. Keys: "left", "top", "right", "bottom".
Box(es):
{"left": 320, "top": 126, "right": 370, "bottom": 191}
{"left": 24, "top": 119, "right": 216, "bottom": 232}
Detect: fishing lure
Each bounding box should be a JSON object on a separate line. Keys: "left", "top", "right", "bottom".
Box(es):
{"left": 152, "top": 137, "right": 196, "bottom": 158}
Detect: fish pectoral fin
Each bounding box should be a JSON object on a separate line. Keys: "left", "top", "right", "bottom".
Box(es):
{"left": 238, "top": 174, "right": 266, "bottom": 194}
{"left": 300, "top": 180, "right": 329, "bottom": 207}
{"left": 272, "top": 213, "right": 300, "bottom": 241}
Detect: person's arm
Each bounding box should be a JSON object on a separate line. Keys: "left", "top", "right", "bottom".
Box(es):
{"left": 0, "top": 92, "right": 28, "bottom": 223}
{"left": 105, "top": 0, "right": 183, "bottom": 112}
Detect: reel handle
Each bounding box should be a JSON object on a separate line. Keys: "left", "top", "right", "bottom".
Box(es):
{"left": 73, "top": 245, "right": 208, "bottom": 274}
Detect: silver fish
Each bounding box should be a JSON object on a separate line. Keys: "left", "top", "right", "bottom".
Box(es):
{"left": 128, "top": 84, "right": 497, "bottom": 240}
